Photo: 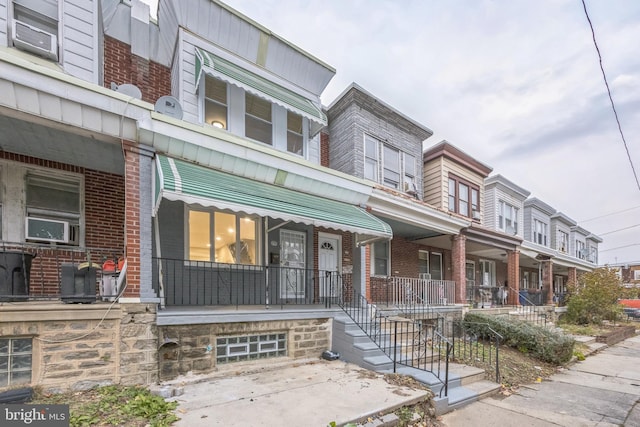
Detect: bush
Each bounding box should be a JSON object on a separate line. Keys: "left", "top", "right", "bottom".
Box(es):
{"left": 463, "top": 312, "right": 575, "bottom": 364}
{"left": 565, "top": 267, "right": 632, "bottom": 325}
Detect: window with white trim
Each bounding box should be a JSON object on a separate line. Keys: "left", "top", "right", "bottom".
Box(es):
{"left": 204, "top": 76, "right": 228, "bottom": 129}
{"left": 576, "top": 240, "right": 586, "bottom": 259}
{"left": 0, "top": 337, "right": 32, "bottom": 387}
{"left": 558, "top": 231, "right": 569, "bottom": 253}
{"left": 383, "top": 145, "right": 400, "bottom": 189}
{"left": 26, "top": 173, "right": 81, "bottom": 245}
{"left": 404, "top": 153, "right": 417, "bottom": 193}
{"left": 372, "top": 240, "right": 389, "bottom": 276}
{"left": 498, "top": 200, "right": 518, "bottom": 234}
{"left": 188, "top": 208, "right": 258, "bottom": 265}
{"left": 533, "top": 219, "right": 548, "bottom": 246}
{"left": 11, "top": 0, "right": 59, "bottom": 61}
{"left": 479, "top": 260, "right": 496, "bottom": 287}
{"left": 286, "top": 111, "right": 303, "bottom": 156}
{"left": 418, "top": 250, "right": 442, "bottom": 280}
{"left": 363, "top": 135, "right": 416, "bottom": 193}
{"left": 634, "top": 270, "right": 640, "bottom": 281}
{"left": 364, "top": 135, "right": 379, "bottom": 181}
{"left": 245, "top": 93, "right": 272, "bottom": 145}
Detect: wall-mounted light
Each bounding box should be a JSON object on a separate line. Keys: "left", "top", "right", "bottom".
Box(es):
{"left": 211, "top": 120, "right": 224, "bottom": 128}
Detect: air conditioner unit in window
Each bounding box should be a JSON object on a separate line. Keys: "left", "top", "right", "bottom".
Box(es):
{"left": 26, "top": 217, "right": 69, "bottom": 243}
{"left": 12, "top": 19, "right": 58, "bottom": 61}
{"left": 419, "top": 273, "right": 431, "bottom": 280}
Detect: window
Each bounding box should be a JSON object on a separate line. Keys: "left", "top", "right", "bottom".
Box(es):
{"left": 372, "top": 241, "right": 389, "bottom": 276}
{"left": 448, "top": 175, "right": 480, "bottom": 218}
{"left": 364, "top": 135, "right": 379, "bottom": 181}
{"left": 0, "top": 337, "right": 32, "bottom": 387}
{"left": 188, "top": 209, "right": 258, "bottom": 265}
{"left": 418, "top": 250, "right": 442, "bottom": 280}
{"left": 286, "top": 111, "right": 303, "bottom": 155}
{"left": 533, "top": 219, "right": 547, "bottom": 246}
{"left": 634, "top": 270, "right": 640, "bottom": 281}
{"left": 558, "top": 231, "right": 569, "bottom": 253}
{"left": 383, "top": 145, "right": 400, "bottom": 189}
{"left": 12, "top": 0, "right": 59, "bottom": 61}
{"left": 26, "top": 174, "right": 81, "bottom": 245}
{"left": 216, "top": 333, "right": 286, "bottom": 364}
{"left": 245, "top": 93, "right": 272, "bottom": 145}
{"left": 204, "top": 76, "right": 228, "bottom": 129}
{"left": 498, "top": 201, "right": 518, "bottom": 234}
{"left": 403, "top": 153, "right": 417, "bottom": 193}
{"left": 479, "top": 260, "right": 496, "bottom": 287}
{"left": 576, "top": 240, "right": 586, "bottom": 259}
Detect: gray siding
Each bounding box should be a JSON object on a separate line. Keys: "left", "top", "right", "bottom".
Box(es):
{"left": 484, "top": 186, "right": 497, "bottom": 229}
{"left": 0, "top": 0, "right": 7, "bottom": 47}
{"left": 62, "top": 0, "right": 99, "bottom": 83}
{"left": 524, "top": 206, "right": 551, "bottom": 246}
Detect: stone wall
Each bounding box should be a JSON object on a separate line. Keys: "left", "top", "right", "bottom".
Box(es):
{"left": 158, "top": 318, "right": 331, "bottom": 381}
{"left": 0, "top": 303, "right": 159, "bottom": 393}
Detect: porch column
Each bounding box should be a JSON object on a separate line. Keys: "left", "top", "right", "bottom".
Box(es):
{"left": 121, "top": 141, "right": 143, "bottom": 300}
{"left": 541, "top": 259, "right": 554, "bottom": 305}
{"left": 507, "top": 250, "right": 520, "bottom": 305}
{"left": 451, "top": 234, "right": 466, "bottom": 304}
{"left": 567, "top": 267, "right": 578, "bottom": 286}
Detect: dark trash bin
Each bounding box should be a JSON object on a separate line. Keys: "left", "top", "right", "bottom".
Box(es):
{"left": 0, "top": 251, "right": 35, "bottom": 302}
{"left": 61, "top": 263, "right": 98, "bottom": 303}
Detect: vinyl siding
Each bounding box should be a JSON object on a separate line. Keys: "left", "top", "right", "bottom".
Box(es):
{"left": 424, "top": 157, "right": 484, "bottom": 214}
{"left": 524, "top": 206, "right": 551, "bottom": 246}
{"left": 0, "top": 0, "right": 7, "bottom": 47}
{"left": 61, "top": 0, "right": 99, "bottom": 83}
{"left": 423, "top": 158, "right": 444, "bottom": 207}
{"left": 488, "top": 186, "right": 526, "bottom": 236}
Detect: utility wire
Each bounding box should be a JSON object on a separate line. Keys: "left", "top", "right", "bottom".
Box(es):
{"left": 598, "top": 223, "right": 640, "bottom": 236}
{"left": 581, "top": 0, "right": 640, "bottom": 193}
{"left": 580, "top": 204, "right": 640, "bottom": 223}
{"left": 600, "top": 243, "right": 640, "bottom": 253}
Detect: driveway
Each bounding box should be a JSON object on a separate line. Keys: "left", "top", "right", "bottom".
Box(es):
{"left": 442, "top": 334, "right": 640, "bottom": 426}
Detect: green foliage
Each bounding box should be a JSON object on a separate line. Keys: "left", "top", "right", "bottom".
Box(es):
{"left": 463, "top": 312, "right": 575, "bottom": 365}
{"left": 564, "top": 267, "right": 631, "bottom": 325}
{"left": 396, "top": 406, "right": 414, "bottom": 426}
{"left": 68, "top": 386, "right": 178, "bottom": 427}
{"left": 574, "top": 350, "right": 586, "bottom": 361}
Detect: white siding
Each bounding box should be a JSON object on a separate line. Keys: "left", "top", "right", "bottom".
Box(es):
{"left": 0, "top": 0, "right": 7, "bottom": 48}
{"left": 494, "top": 187, "right": 525, "bottom": 236}
{"left": 61, "top": 0, "right": 99, "bottom": 83}
{"left": 484, "top": 186, "right": 497, "bottom": 229}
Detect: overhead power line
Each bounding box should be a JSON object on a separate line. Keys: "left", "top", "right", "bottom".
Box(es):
{"left": 580, "top": 205, "right": 640, "bottom": 223}
{"left": 598, "top": 223, "right": 640, "bottom": 236}
{"left": 581, "top": 0, "right": 640, "bottom": 193}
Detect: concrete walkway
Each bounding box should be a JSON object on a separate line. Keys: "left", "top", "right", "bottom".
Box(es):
{"left": 166, "top": 359, "right": 430, "bottom": 427}
{"left": 442, "top": 334, "right": 640, "bottom": 426}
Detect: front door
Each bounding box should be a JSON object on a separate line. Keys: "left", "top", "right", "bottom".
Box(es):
{"left": 280, "top": 230, "right": 306, "bottom": 299}
{"left": 318, "top": 233, "right": 340, "bottom": 297}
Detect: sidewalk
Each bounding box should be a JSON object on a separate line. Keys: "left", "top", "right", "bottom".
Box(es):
{"left": 164, "top": 359, "right": 431, "bottom": 427}
{"left": 441, "top": 334, "right": 640, "bottom": 426}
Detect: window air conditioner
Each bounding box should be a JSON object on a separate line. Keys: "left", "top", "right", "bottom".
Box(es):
{"left": 419, "top": 273, "right": 431, "bottom": 280}
{"left": 12, "top": 19, "right": 58, "bottom": 61}
{"left": 26, "top": 217, "right": 69, "bottom": 243}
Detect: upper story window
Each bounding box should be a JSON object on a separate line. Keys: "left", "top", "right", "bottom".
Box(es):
{"left": 634, "top": 270, "right": 640, "bottom": 281}
{"left": 188, "top": 208, "right": 258, "bottom": 265}
{"left": 245, "top": 93, "right": 272, "bottom": 145}
{"left": 205, "top": 76, "right": 228, "bottom": 129}
{"left": 575, "top": 240, "right": 586, "bottom": 259}
{"left": 533, "top": 219, "right": 548, "bottom": 246}
{"left": 448, "top": 175, "right": 479, "bottom": 219}
{"left": 498, "top": 200, "right": 518, "bottom": 234}
{"left": 364, "top": 135, "right": 379, "bottom": 182}
{"left": 404, "top": 153, "right": 417, "bottom": 193}
{"left": 26, "top": 173, "right": 81, "bottom": 245}
{"left": 12, "top": 0, "right": 59, "bottom": 61}
{"left": 558, "top": 231, "right": 569, "bottom": 253}
{"left": 383, "top": 145, "right": 400, "bottom": 189}
{"left": 287, "top": 111, "right": 303, "bottom": 155}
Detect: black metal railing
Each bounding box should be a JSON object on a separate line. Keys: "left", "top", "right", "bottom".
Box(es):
{"left": 450, "top": 320, "right": 502, "bottom": 383}
{"left": 466, "top": 284, "right": 509, "bottom": 308}
{"left": 508, "top": 287, "right": 548, "bottom": 327}
{"left": 0, "top": 241, "right": 124, "bottom": 302}
{"left": 340, "top": 293, "right": 452, "bottom": 397}
{"left": 152, "top": 257, "right": 346, "bottom": 308}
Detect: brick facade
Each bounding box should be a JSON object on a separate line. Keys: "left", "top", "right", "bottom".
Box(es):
{"left": 507, "top": 250, "right": 520, "bottom": 305}
{"left": 123, "top": 142, "right": 141, "bottom": 298}
{"left": 103, "top": 36, "right": 171, "bottom": 104}
{"left": 320, "top": 131, "right": 330, "bottom": 167}
{"left": 451, "top": 235, "right": 466, "bottom": 304}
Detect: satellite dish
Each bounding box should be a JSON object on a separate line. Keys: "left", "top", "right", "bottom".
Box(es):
{"left": 154, "top": 95, "right": 184, "bottom": 120}
{"left": 110, "top": 82, "right": 142, "bottom": 100}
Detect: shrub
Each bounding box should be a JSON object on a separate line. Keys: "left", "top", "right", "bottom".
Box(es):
{"left": 463, "top": 312, "right": 575, "bottom": 364}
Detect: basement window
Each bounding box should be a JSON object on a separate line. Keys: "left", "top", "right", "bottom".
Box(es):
{"left": 0, "top": 337, "right": 33, "bottom": 387}
{"left": 216, "top": 333, "right": 286, "bottom": 364}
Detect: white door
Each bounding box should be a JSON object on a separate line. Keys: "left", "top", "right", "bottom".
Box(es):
{"left": 280, "top": 230, "right": 306, "bottom": 298}
{"left": 318, "top": 234, "right": 340, "bottom": 297}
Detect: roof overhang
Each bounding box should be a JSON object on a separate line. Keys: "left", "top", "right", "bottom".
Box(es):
{"left": 154, "top": 155, "right": 392, "bottom": 244}
{"left": 520, "top": 243, "right": 595, "bottom": 272}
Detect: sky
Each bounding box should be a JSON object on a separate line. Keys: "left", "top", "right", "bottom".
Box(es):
{"left": 144, "top": 0, "right": 640, "bottom": 266}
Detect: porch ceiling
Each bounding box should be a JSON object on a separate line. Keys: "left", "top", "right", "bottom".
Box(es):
{"left": 154, "top": 155, "right": 393, "bottom": 242}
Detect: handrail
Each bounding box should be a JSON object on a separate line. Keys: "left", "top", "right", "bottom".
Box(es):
{"left": 453, "top": 320, "right": 502, "bottom": 383}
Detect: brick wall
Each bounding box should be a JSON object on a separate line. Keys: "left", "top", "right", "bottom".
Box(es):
{"left": 123, "top": 143, "right": 141, "bottom": 298}
{"left": 103, "top": 36, "right": 171, "bottom": 104}
{"left": 320, "top": 131, "right": 330, "bottom": 167}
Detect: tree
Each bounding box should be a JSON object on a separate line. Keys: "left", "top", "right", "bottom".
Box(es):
{"left": 564, "top": 267, "right": 632, "bottom": 325}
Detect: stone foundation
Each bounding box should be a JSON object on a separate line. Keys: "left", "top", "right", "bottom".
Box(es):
{"left": 158, "top": 318, "right": 331, "bottom": 381}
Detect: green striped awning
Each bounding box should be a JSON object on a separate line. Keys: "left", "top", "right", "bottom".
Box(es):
{"left": 154, "top": 155, "right": 392, "bottom": 242}
{"left": 195, "top": 47, "right": 327, "bottom": 127}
